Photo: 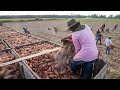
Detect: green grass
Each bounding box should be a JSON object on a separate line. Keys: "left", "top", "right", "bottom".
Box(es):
{"left": 0, "top": 18, "right": 65, "bottom": 23}
{"left": 0, "top": 18, "right": 120, "bottom": 23}
{"left": 111, "top": 71, "right": 120, "bottom": 79}
{"left": 66, "top": 18, "right": 120, "bottom": 22}
{"left": 0, "top": 18, "right": 36, "bottom": 23}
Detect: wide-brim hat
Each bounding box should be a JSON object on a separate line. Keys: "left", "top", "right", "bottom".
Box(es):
{"left": 67, "top": 19, "right": 80, "bottom": 30}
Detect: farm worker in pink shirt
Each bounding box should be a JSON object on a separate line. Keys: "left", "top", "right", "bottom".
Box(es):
{"left": 61, "top": 19, "right": 98, "bottom": 79}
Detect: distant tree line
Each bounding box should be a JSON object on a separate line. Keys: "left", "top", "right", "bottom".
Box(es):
{"left": 0, "top": 14, "right": 120, "bottom": 19}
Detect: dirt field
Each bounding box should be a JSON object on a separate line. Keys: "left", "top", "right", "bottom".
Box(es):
{"left": 3, "top": 19, "right": 120, "bottom": 79}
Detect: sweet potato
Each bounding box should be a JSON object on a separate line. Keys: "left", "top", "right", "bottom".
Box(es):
{"left": 4, "top": 69, "right": 14, "bottom": 76}
{"left": 49, "top": 74, "right": 55, "bottom": 78}
{"left": 54, "top": 63, "right": 59, "bottom": 68}
{"left": 47, "top": 62, "right": 53, "bottom": 66}
{"left": 4, "top": 75, "right": 13, "bottom": 79}
{"left": 0, "top": 68, "right": 7, "bottom": 77}
{"left": 54, "top": 70, "right": 59, "bottom": 77}
{"left": 47, "top": 71, "right": 54, "bottom": 75}
{"left": 45, "top": 59, "right": 52, "bottom": 62}
{"left": 59, "top": 69, "right": 66, "bottom": 75}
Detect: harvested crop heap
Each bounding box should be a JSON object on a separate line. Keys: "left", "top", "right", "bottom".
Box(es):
{"left": 0, "top": 26, "right": 62, "bottom": 79}
{"left": 0, "top": 31, "right": 40, "bottom": 47}
{"left": 0, "top": 50, "right": 15, "bottom": 64}
{"left": 0, "top": 26, "right": 13, "bottom": 32}
{"left": 25, "top": 40, "right": 81, "bottom": 79}
{"left": 0, "top": 42, "right": 6, "bottom": 50}
{"left": 15, "top": 41, "right": 59, "bottom": 57}
{"left": 27, "top": 52, "right": 80, "bottom": 79}
{"left": 0, "top": 63, "right": 21, "bottom": 79}
{"left": 26, "top": 40, "right": 105, "bottom": 79}
{"left": 27, "top": 52, "right": 106, "bottom": 79}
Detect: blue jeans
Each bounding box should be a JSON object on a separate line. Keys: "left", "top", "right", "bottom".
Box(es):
{"left": 70, "top": 59, "right": 96, "bottom": 79}
{"left": 96, "top": 39, "right": 102, "bottom": 44}
{"left": 106, "top": 46, "right": 110, "bottom": 55}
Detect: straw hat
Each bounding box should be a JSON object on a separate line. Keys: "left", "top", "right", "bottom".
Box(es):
{"left": 67, "top": 19, "right": 80, "bottom": 30}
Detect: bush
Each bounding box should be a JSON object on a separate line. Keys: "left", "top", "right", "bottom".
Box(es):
{"left": 34, "top": 17, "right": 39, "bottom": 20}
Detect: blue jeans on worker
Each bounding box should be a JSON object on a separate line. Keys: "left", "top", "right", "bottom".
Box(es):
{"left": 106, "top": 46, "right": 110, "bottom": 55}
{"left": 70, "top": 59, "right": 96, "bottom": 79}
{"left": 96, "top": 39, "right": 102, "bottom": 44}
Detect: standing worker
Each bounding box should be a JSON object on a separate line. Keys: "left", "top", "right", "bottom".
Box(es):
{"left": 100, "top": 23, "right": 105, "bottom": 32}
{"left": 96, "top": 32, "right": 103, "bottom": 45}
{"left": 54, "top": 26, "right": 58, "bottom": 33}
{"left": 96, "top": 29, "right": 100, "bottom": 36}
{"left": 105, "top": 37, "right": 113, "bottom": 55}
{"left": 61, "top": 19, "right": 98, "bottom": 79}
{"left": 48, "top": 26, "right": 51, "bottom": 30}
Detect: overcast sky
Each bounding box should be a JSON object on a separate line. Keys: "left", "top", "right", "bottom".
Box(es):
{"left": 0, "top": 11, "right": 120, "bottom": 17}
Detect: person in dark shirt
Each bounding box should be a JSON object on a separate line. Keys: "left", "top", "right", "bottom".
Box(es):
{"left": 96, "top": 29, "right": 100, "bottom": 35}
{"left": 100, "top": 24, "right": 105, "bottom": 33}
{"left": 23, "top": 27, "right": 30, "bottom": 34}
{"left": 96, "top": 32, "right": 103, "bottom": 45}
{"left": 112, "top": 24, "right": 118, "bottom": 31}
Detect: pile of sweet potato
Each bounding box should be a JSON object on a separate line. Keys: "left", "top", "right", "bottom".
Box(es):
{"left": 0, "top": 31, "right": 40, "bottom": 47}
{"left": 27, "top": 51, "right": 81, "bottom": 79}
{"left": 15, "top": 41, "right": 58, "bottom": 57}
{"left": 0, "top": 43, "right": 6, "bottom": 50}
{"left": 0, "top": 50, "right": 15, "bottom": 64}
{"left": 0, "top": 26, "right": 13, "bottom": 32}
{"left": 24, "top": 40, "right": 80, "bottom": 79}
{"left": 0, "top": 63, "right": 21, "bottom": 79}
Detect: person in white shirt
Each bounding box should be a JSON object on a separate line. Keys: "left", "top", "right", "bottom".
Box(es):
{"left": 105, "top": 37, "right": 112, "bottom": 55}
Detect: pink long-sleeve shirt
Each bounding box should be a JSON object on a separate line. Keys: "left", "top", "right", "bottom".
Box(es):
{"left": 72, "top": 24, "right": 98, "bottom": 62}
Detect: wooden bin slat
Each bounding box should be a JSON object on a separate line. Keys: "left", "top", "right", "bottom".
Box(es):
{"left": 22, "top": 60, "right": 40, "bottom": 79}
{"left": 0, "top": 47, "right": 61, "bottom": 67}
{"left": 93, "top": 62, "right": 108, "bottom": 79}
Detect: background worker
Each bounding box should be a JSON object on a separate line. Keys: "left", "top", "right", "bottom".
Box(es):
{"left": 96, "top": 32, "right": 103, "bottom": 45}
{"left": 105, "top": 37, "right": 113, "bottom": 55}
{"left": 96, "top": 29, "right": 100, "bottom": 35}
{"left": 112, "top": 24, "right": 118, "bottom": 31}
{"left": 100, "top": 23, "right": 105, "bottom": 32}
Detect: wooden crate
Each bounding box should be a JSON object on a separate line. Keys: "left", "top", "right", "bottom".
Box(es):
{"left": 0, "top": 48, "right": 22, "bottom": 79}
{"left": 18, "top": 51, "right": 108, "bottom": 79}
{"left": 19, "top": 51, "right": 108, "bottom": 79}
{"left": 19, "top": 60, "right": 40, "bottom": 79}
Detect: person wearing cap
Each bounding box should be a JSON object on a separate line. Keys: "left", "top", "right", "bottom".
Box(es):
{"left": 61, "top": 19, "right": 98, "bottom": 79}
{"left": 54, "top": 26, "right": 58, "bottom": 33}
{"left": 105, "top": 37, "right": 113, "bottom": 55}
